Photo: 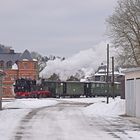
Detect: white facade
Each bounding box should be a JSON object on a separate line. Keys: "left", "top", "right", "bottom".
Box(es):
{"left": 125, "top": 67, "right": 140, "bottom": 118}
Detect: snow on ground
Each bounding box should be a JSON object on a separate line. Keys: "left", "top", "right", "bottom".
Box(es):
{"left": 59, "top": 97, "right": 125, "bottom": 116}
{"left": 62, "top": 97, "right": 140, "bottom": 140}
{"left": 0, "top": 98, "right": 58, "bottom": 140}
{"left": 0, "top": 109, "right": 29, "bottom": 140}
{"left": 83, "top": 97, "right": 125, "bottom": 116}
{"left": 0, "top": 97, "right": 140, "bottom": 140}
{"left": 3, "top": 98, "right": 58, "bottom": 109}
{"left": 58, "top": 96, "right": 107, "bottom": 103}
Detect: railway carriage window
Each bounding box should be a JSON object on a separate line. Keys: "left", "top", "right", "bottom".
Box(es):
{"left": 92, "top": 84, "right": 95, "bottom": 88}
{"left": 96, "top": 84, "right": 99, "bottom": 87}
{"left": 116, "top": 84, "right": 119, "bottom": 89}
{"left": 101, "top": 84, "right": 104, "bottom": 88}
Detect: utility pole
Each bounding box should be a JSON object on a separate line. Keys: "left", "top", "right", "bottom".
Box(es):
{"left": 106, "top": 44, "right": 109, "bottom": 104}
{"left": 0, "top": 71, "right": 5, "bottom": 110}
{"left": 0, "top": 79, "right": 2, "bottom": 110}
{"left": 112, "top": 57, "right": 115, "bottom": 99}
{"left": 0, "top": 74, "right": 4, "bottom": 110}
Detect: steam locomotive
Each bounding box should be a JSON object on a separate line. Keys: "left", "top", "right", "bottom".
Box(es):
{"left": 13, "top": 78, "right": 51, "bottom": 98}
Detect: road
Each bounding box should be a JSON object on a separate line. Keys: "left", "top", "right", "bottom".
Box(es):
{"left": 12, "top": 100, "right": 140, "bottom": 140}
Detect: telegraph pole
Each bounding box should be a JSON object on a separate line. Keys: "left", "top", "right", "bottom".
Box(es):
{"left": 106, "top": 44, "right": 109, "bottom": 104}
{"left": 0, "top": 74, "right": 3, "bottom": 110}
{"left": 112, "top": 57, "right": 115, "bottom": 99}
{"left": 0, "top": 71, "right": 5, "bottom": 110}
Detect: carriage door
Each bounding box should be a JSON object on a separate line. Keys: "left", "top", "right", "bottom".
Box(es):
{"left": 63, "top": 82, "right": 67, "bottom": 96}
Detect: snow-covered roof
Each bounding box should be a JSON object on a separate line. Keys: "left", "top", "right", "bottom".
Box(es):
{"left": 98, "top": 69, "right": 106, "bottom": 73}
{"left": 33, "top": 59, "right": 38, "bottom": 61}
{"left": 22, "top": 59, "right": 29, "bottom": 61}
{"left": 80, "top": 78, "right": 88, "bottom": 82}
{"left": 94, "top": 71, "right": 125, "bottom": 76}
{"left": 124, "top": 67, "right": 140, "bottom": 73}
{"left": 94, "top": 73, "right": 107, "bottom": 76}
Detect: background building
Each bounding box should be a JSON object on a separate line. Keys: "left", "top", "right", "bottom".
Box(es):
{"left": 125, "top": 67, "right": 140, "bottom": 118}
{"left": 0, "top": 46, "right": 38, "bottom": 97}
{"left": 94, "top": 63, "right": 125, "bottom": 82}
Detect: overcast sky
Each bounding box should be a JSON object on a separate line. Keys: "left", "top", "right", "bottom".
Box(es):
{"left": 0, "top": 0, "right": 117, "bottom": 57}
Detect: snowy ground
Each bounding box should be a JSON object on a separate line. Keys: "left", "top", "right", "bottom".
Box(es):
{"left": 0, "top": 97, "right": 140, "bottom": 140}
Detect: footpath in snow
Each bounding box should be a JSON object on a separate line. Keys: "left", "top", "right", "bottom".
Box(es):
{"left": 0, "top": 97, "right": 140, "bottom": 140}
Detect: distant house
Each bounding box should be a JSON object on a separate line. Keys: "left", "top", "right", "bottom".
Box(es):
{"left": 94, "top": 63, "right": 125, "bottom": 82}
{"left": 125, "top": 67, "right": 140, "bottom": 118}
{"left": 0, "top": 46, "right": 38, "bottom": 97}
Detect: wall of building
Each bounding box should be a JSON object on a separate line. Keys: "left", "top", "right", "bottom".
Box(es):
{"left": 17, "top": 61, "right": 38, "bottom": 79}
{"left": 3, "top": 69, "right": 17, "bottom": 97}
{"left": 136, "top": 79, "right": 140, "bottom": 117}
{"left": 125, "top": 79, "right": 136, "bottom": 116}
{"left": 125, "top": 70, "right": 140, "bottom": 118}
{"left": 2, "top": 60, "right": 38, "bottom": 97}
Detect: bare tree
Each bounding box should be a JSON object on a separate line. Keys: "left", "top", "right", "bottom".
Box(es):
{"left": 47, "top": 73, "right": 60, "bottom": 81}
{"left": 31, "top": 52, "right": 48, "bottom": 73}
{"left": 66, "top": 75, "right": 80, "bottom": 81}
{"left": 106, "top": 0, "right": 140, "bottom": 67}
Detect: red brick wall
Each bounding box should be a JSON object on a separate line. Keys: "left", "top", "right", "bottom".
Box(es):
{"left": 17, "top": 61, "right": 38, "bottom": 79}
{"left": 3, "top": 60, "right": 38, "bottom": 97}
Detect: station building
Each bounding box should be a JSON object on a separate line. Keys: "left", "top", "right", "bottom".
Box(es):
{"left": 0, "top": 45, "right": 38, "bottom": 97}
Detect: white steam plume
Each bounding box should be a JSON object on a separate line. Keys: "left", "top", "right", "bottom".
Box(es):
{"left": 40, "top": 42, "right": 116, "bottom": 80}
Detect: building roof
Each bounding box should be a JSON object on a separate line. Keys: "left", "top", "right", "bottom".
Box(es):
{"left": 0, "top": 53, "right": 21, "bottom": 64}
{"left": 124, "top": 67, "right": 140, "bottom": 73}
{"left": 0, "top": 49, "right": 33, "bottom": 63}
{"left": 0, "top": 49, "right": 33, "bottom": 69}
{"left": 95, "top": 63, "right": 125, "bottom": 76}
{"left": 19, "top": 49, "right": 33, "bottom": 61}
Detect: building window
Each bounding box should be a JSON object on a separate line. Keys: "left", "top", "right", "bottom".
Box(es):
{"left": 24, "top": 63, "right": 29, "bottom": 69}
{"left": 0, "top": 60, "right": 4, "bottom": 69}
{"left": 100, "top": 76, "right": 104, "bottom": 81}
{"left": 34, "top": 62, "right": 37, "bottom": 69}
{"left": 6, "top": 61, "right": 12, "bottom": 69}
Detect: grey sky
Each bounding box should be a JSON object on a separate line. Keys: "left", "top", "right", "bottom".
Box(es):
{"left": 0, "top": 0, "right": 117, "bottom": 57}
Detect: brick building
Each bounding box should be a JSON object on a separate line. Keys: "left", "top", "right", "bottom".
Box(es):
{"left": 0, "top": 46, "right": 38, "bottom": 97}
